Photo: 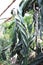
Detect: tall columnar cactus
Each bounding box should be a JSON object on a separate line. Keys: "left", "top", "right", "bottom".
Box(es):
{"left": 40, "top": 1, "right": 43, "bottom": 40}
{"left": 10, "top": 0, "right": 40, "bottom": 65}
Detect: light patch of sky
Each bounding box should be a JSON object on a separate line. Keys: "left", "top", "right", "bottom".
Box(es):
{"left": 0, "top": 0, "right": 22, "bottom": 24}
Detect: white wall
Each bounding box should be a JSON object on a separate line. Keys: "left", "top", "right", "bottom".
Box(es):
{"left": 0, "top": 0, "right": 22, "bottom": 24}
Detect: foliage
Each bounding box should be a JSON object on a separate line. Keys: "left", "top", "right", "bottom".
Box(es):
{"left": 0, "top": 0, "right": 43, "bottom": 65}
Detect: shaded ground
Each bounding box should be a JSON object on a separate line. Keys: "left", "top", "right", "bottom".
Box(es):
{"left": 10, "top": 52, "right": 43, "bottom": 65}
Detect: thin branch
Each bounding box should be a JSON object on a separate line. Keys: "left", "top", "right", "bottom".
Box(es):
{"left": 4, "top": 16, "right": 13, "bottom": 22}
{"left": 0, "top": 0, "right": 16, "bottom": 17}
